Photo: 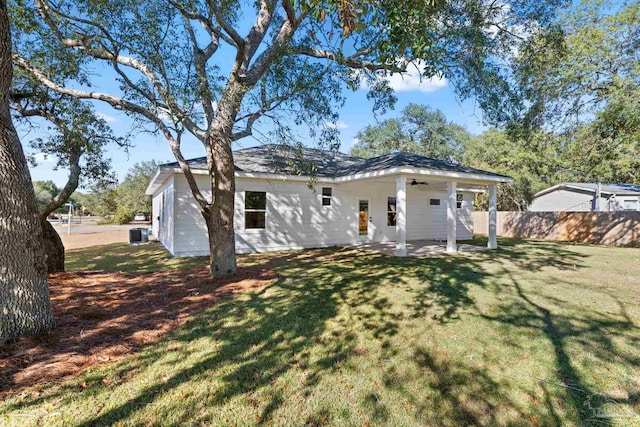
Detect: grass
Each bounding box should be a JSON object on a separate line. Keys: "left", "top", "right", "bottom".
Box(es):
{"left": 64, "top": 241, "right": 207, "bottom": 273}
{"left": 2, "top": 238, "right": 640, "bottom": 426}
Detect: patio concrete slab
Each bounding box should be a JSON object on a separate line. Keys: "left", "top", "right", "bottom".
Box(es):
{"left": 351, "top": 239, "right": 489, "bottom": 257}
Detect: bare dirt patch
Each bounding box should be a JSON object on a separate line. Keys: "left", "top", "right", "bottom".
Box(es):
{"left": 0, "top": 266, "right": 278, "bottom": 396}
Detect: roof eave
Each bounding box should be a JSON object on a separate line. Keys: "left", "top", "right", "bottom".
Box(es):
{"left": 146, "top": 165, "right": 512, "bottom": 195}
{"left": 145, "top": 167, "right": 176, "bottom": 195}
{"left": 532, "top": 183, "right": 625, "bottom": 198}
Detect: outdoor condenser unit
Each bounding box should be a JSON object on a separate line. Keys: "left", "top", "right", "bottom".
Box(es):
{"left": 129, "top": 228, "right": 149, "bottom": 244}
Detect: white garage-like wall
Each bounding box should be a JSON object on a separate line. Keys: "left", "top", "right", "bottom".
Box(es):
{"left": 157, "top": 174, "right": 474, "bottom": 257}
{"left": 152, "top": 176, "right": 175, "bottom": 255}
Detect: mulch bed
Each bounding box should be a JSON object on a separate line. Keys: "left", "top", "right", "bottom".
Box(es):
{"left": 0, "top": 266, "right": 278, "bottom": 396}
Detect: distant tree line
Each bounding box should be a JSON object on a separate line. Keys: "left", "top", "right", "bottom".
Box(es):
{"left": 71, "top": 161, "right": 157, "bottom": 224}
{"left": 351, "top": 103, "right": 638, "bottom": 211}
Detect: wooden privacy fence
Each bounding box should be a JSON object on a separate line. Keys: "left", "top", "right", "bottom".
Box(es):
{"left": 473, "top": 211, "right": 640, "bottom": 247}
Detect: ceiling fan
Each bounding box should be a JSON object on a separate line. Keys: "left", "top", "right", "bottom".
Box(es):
{"left": 410, "top": 179, "right": 429, "bottom": 186}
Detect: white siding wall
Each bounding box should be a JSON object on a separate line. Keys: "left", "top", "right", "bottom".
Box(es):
{"left": 529, "top": 189, "right": 611, "bottom": 212}
{"left": 157, "top": 174, "right": 475, "bottom": 256}
{"left": 153, "top": 176, "right": 175, "bottom": 254}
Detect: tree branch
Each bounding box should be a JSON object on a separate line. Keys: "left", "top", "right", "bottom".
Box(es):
{"left": 14, "top": 54, "right": 210, "bottom": 210}
{"left": 40, "top": 147, "right": 81, "bottom": 220}
{"left": 290, "top": 46, "right": 406, "bottom": 72}
{"left": 169, "top": 0, "right": 218, "bottom": 124}
{"left": 207, "top": 0, "right": 244, "bottom": 49}
{"left": 242, "top": 0, "right": 278, "bottom": 67}
{"left": 34, "top": 0, "right": 206, "bottom": 139}
{"left": 243, "top": 6, "right": 298, "bottom": 85}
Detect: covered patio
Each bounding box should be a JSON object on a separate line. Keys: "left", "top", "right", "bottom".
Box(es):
{"left": 351, "top": 239, "right": 490, "bottom": 257}
{"left": 336, "top": 165, "right": 508, "bottom": 256}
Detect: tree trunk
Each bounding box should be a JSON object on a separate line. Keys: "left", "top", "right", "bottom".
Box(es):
{"left": 37, "top": 147, "right": 81, "bottom": 273}
{"left": 0, "top": 0, "right": 54, "bottom": 339}
{"left": 204, "top": 133, "right": 237, "bottom": 278}
{"left": 42, "top": 219, "right": 65, "bottom": 273}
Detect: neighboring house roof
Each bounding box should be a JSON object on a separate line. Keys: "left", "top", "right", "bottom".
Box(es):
{"left": 161, "top": 144, "right": 512, "bottom": 179}
{"left": 534, "top": 183, "right": 640, "bottom": 198}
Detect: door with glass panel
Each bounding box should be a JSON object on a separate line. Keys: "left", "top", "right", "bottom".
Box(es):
{"left": 358, "top": 199, "right": 370, "bottom": 239}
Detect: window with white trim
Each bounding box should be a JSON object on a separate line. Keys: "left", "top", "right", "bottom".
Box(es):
{"left": 322, "top": 187, "right": 332, "bottom": 206}
{"left": 245, "top": 191, "right": 266, "bottom": 229}
{"left": 456, "top": 194, "right": 463, "bottom": 209}
{"left": 387, "top": 197, "right": 397, "bottom": 226}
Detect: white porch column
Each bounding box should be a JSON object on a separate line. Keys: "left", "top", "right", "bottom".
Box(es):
{"left": 395, "top": 176, "right": 407, "bottom": 257}
{"left": 488, "top": 184, "right": 498, "bottom": 249}
{"left": 446, "top": 181, "right": 457, "bottom": 253}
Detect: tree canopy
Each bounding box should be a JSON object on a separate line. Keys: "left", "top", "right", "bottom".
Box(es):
{"left": 351, "top": 104, "right": 471, "bottom": 162}
{"left": 33, "top": 179, "right": 59, "bottom": 212}
{"left": 464, "top": 129, "right": 562, "bottom": 210}
{"left": 512, "top": 0, "right": 639, "bottom": 182}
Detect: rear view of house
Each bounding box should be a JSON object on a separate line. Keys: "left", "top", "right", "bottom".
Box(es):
{"left": 529, "top": 183, "right": 640, "bottom": 212}
{"left": 145, "top": 145, "right": 512, "bottom": 257}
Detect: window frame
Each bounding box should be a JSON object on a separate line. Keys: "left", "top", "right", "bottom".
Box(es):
{"left": 622, "top": 199, "right": 638, "bottom": 211}
{"left": 456, "top": 194, "right": 463, "bottom": 209}
{"left": 244, "top": 191, "right": 267, "bottom": 230}
{"left": 321, "top": 187, "right": 332, "bottom": 206}
{"left": 429, "top": 198, "right": 441, "bottom": 206}
{"left": 387, "top": 196, "right": 397, "bottom": 226}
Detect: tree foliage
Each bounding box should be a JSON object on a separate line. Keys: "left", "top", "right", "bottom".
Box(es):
{"left": 512, "top": 0, "right": 639, "bottom": 183}
{"left": 32, "top": 179, "right": 58, "bottom": 212}
{"left": 78, "top": 181, "right": 118, "bottom": 219}
{"left": 351, "top": 104, "right": 471, "bottom": 162}
{"left": 11, "top": 90, "right": 125, "bottom": 209}
{"left": 464, "top": 129, "right": 562, "bottom": 210}
{"left": 74, "top": 161, "right": 156, "bottom": 223}
{"left": 113, "top": 161, "right": 156, "bottom": 224}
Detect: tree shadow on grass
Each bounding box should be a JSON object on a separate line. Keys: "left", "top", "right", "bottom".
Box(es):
{"left": 476, "top": 274, "right": 640, "bottom": 425}
{"left": 466, "top": 240, "right": 640, "bottom": 425}
{"left": 3, "top": 239, "right": 639, "bottom": 426}
{"left": 56, "top": 249, "right": 404, "bottom": 426}
{"left": 403, "top": 238, "right": 639, "bottom": 425}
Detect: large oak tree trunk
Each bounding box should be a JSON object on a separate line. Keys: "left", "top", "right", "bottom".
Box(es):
{"left": 42, "top": 219, "right": 65, "bottom": 273}
{"left": 204, "top": 135, "right": 237, "bottom": 278}
{"left": 0, "top": 0, "right": 54, "bottom": 339}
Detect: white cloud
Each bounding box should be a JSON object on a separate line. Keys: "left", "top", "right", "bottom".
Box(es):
{"left": 386, "top": 72, "right": 447, "bottom": 93}
{"left": 360, "top": 61, "right": 448, "bottom": 93}
{"left": 326, "top": 120, "right": 349, "bottom": 129}
{"left": 32, "top": 152, "right": 56, "bottom": 164}
{"left": 96, "top": 112, "right": 117, "bottom": 123}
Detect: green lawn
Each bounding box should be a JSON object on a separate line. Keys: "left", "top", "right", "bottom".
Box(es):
{"left": 2, "top": 239, "right": 639, "bottom": 426}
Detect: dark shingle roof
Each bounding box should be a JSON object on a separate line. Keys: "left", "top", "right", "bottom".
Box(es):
{"left": 563, "top": 183, "right": 640, "bottom": 195}
{"left": 162, "top": 144, "right": 511, "bottom": 179}
{"left": 343, "top": 152, "right": 510, "bottom": 178}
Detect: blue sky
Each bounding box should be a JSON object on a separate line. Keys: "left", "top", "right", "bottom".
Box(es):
{"left": 24, "top": 76, "right": 488, "bottom": 189}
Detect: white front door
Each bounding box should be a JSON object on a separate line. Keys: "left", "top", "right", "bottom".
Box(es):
{"left": 357, "top": 198, "right": 372, "bottom": 240}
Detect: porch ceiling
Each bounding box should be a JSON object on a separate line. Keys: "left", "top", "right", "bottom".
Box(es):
{"left": 358, "top": 176, "right": 488, "bottom": 193}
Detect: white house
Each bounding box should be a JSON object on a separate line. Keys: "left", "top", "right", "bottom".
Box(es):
{"left": 145, "top": 145, "right": 512, "bottom": 257}
{"left": 529, "top": 183, "right": 640, "bottom": 212}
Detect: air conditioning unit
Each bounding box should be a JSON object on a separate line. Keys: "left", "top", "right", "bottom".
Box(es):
{"left": 129, "top": 228, "right": 149, "bottom": 245}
